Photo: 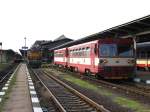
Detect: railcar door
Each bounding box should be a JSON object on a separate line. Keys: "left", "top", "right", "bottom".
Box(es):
{"left": 90, "top": 44, "right": 95, "bottom": 69}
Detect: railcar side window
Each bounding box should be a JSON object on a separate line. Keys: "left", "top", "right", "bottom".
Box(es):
{"left": 85, "top": 47, "right": 90, "bottom": 57}
{"left": 71, "top": 50, "right": 73, "bottom": 56}
{"left": 72, "top": 49, "right": 75, "bottom": 56}
{"left": 54, "top": 52, "right": 57, "bottom": 57}
{"left": 94, "top": 44, "right": 97, "bottom": 54}
{"left": 54, "top": 52, "right": 64, "bottom": 57}
{"left": 77, "top": 49, "right": 79, "bottom": 56}
{"left": 79, "top": 48, "right": 82, "bottom": 57}
{"left": 69, "top": 50, "right": 71, "bottom": 56}
{"left": 75, "top": 49, "right": 78, "bottom": 56}
{"left": 82, "top": 48, "right": 85, "bottom": 57}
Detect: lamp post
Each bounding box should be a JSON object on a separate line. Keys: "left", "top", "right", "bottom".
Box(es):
{"left": 0, "top": 42, "right": 2, "bottom": 63}
{"left": 22, "top": 37, "right": 28, "bottom": 62}
{"left": 24, "top": 37, "right": 26, "bottom": 60}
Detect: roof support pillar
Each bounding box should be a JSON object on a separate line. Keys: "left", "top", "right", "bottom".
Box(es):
{"left": 133, "top": 36, "right": 136, "bottom": 55}
{"left": 132, "top": 35, "right": 137, "bottom": 73}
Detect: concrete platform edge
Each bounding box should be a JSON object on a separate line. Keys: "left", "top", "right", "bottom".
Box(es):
{"left": 26, "top": 65, "right": 43, "bottom": 112}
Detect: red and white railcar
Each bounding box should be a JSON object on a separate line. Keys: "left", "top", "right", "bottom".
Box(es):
{"left": 54, "top": 48, "right": 68, "bottom": 67}
{"left": 68, "top": 40, "right": 98, "bottom": 73}
{"left": 67, "top": 38, "right": 135, "bottom": 79}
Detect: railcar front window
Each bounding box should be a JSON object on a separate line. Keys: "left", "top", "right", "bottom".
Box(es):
{"left": 118, "top": 45, "right": 133, "bottom": 57}
{"left": 99, "top": 44, "right": 133, "bottom": 57}
{"left": 99, "top": 44, "right": 117, "bottom": 57}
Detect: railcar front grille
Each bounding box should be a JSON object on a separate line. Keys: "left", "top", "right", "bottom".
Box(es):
{"left": 104, "top": 66, "right": 134, "bottom": 73}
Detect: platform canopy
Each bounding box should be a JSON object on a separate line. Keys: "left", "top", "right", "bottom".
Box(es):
{"left": 19, "top": 49, "right": 28, "bottom": 57}
{"left": 53, "top": 15, "right": 150, "bottom": 50}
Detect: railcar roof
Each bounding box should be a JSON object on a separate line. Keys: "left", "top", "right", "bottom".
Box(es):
{"left": 68, "top": 40, "right": 98, "bottom": 49}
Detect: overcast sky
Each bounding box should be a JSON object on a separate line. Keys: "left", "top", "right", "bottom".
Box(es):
{"left": 0, "top": 0, "right": 150, "bottom": 53}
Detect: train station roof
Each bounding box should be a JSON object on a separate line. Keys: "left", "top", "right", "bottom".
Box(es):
{"left": 41, "top": 35, "right": 73, "bottom": 50}
{"left": 52, "top": 15, "right": 150, "bottom": 50}
{"left": 137, "top": 42, "right": 150, "bottom": 48}
{"left": 19, "top": 49, "right": 28, "bottom": 56}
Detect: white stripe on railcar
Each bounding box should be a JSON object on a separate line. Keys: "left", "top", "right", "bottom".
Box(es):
{"left": 54, "top": 57, "right": 67, "bottom": 62}
{"left": 99, "top": 58, "right": 134, "bottom": 66}
{"left": 68, "top": 57, "right": 134, "bottom": 66}
{"left": 69, "top": 58, "right": 91, "bottom": 65}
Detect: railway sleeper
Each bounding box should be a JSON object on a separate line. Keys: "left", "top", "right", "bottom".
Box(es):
{"left": 56, "top": 95, "right": 79, "bottom": 98}
{"left": 56, "top": 94, "right": 78, "bottom": 98}
{"left": 61, "top": 103, "right": 91, "bottom": 108}
{"left": 59, "top": 100, "right": 86, "bottom": 104}
{"left": 47, "top": 103, "right": 58, "bottom": 111}
{"left": 59, "top": 100, "right": 87, "bottom": 105}
{"left": 48, "top": 106, "right": 57, "bottom": 111}
{"left": 47, "top": 84, "right": 60, "bottom": 88}
{"left": 64, "top": 106, "right": 95, "bottom": 112}
{"left": 52, "top": 91, "right": 74, "bottom": 94}
{"left": 63, "top": 104, "right": 94, "bottom": 109}
{"left": 50, "top": 88, "right": 67, "bottom": 91}
{"left": 60, "top": 101, "right": 91, "bottom": 106}
{"left": 56, "top": 97, "right": 81, "bottom": 101}
{"left": 67, "top": 109, "right": 96, "bottom": 112}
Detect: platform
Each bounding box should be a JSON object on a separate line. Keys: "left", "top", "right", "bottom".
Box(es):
{"left": 3, "top": 64, "right": 33, "bottom": 112}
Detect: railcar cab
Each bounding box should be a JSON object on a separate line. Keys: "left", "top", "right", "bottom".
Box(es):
{"left": 96, "top": 38, "right": 135, "bottom": 79}
{"left": 54, "top": 48, "right": 68, "bottom": 68}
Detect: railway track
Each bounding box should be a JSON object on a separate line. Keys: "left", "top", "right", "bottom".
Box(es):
{"left": 0, "top": 64, "right": 17, "bottom": 90}
{"left": 32, "top": 69, "right": 109, "bottom": 112}
{"left": 0, "top": 69, "right": 13, "bottom": 83}
{"left": 46, "top": 66, "right": 150, "bottom": 99}
{"left": 76, "top": 74, "right": 150, "bottom": 98}
{"left": 112, "top": 81, "right": 150, "bottom": 94}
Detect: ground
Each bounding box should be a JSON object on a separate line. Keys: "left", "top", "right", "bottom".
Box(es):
{"left": 44, "top": 67, "right": 150, "bottom": 112}
{"left": 0, "top": 63, "right": 10, "bottom": 71}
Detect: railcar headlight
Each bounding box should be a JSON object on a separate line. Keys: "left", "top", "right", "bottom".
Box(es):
{"left": 99, "top": 59, "right": 108, "bottom": 64}
{"left": 127, "top": 59, "right": 135, "bottom": 64}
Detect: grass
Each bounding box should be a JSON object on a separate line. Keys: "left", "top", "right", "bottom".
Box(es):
{"left": 45, "top": 68, "right": 150, "bottom": 112}
{"left": 63, "top": 75, "right": 114, "bottom": 96}
{"left": 44, "top": 68, "right": 114, "bottom": 96}
{"left": 0, "top": 63, "right": 10, "bottom": 71}
{"left": 64, "top": 74, "right": 150, "bottom": 112}
{"left": 0, "top": 72, "right": 17, "bottom": 112}
{"left": 114, "top": 97, "right": 150, "bottom": 112}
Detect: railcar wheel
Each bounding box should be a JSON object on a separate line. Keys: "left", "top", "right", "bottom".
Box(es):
{"left": 70, "top": 67, "right": 74, "bottom": 72}
{"left": 74, "top": 67, "right": 78, "bottom": 72}
{"left": 136, "top": 66, "right": 140, "bottom": 70}
{"left": 148, "top": 67, "right": 150, "bottom": 71}
{"left": 85, "top": 69, "right": 91, "bottom": 76}
{"left": 95, "top": 73, "right": 103, "bottom": 79}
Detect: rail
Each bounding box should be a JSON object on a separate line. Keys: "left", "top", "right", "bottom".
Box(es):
{"left": 32, "top": 69, "right": 110, "bottom": 112}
